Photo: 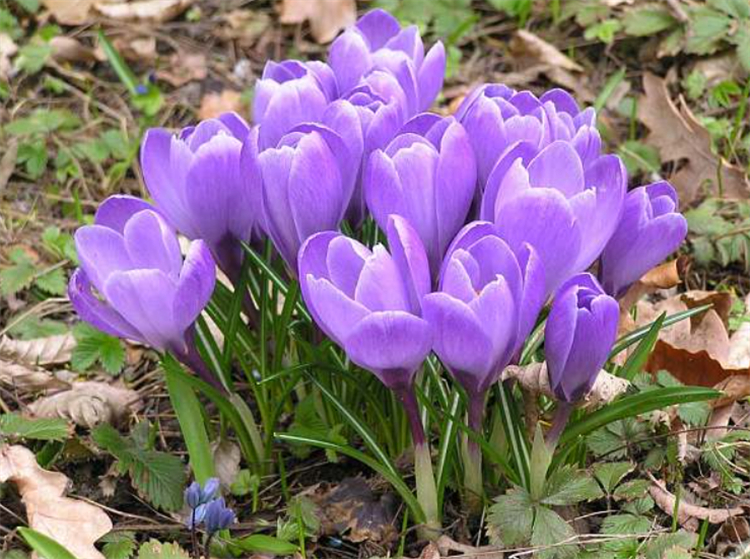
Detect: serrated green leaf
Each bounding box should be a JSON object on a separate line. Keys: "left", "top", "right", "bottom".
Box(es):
{"left": 623, "top": 6, "right": 678, "bottom": 36}
{"left": 7, "top": 316, "right": 68, "bottom": 339}
{"left": 685, "top": 7, "right": 732, "bottom": 54}
{"left": 613, "top": 479, "right": 651, "bottom": 500}
{"left": 622, "top": 495, "right": 654, "bottom": 515}
{"left": 17, "top": 140, "right": 48, "bottom": 178}
{"left": 14, "top": 41, "right": 52, "bottom": 74}
{"left": 1, "top": 249, "right": 36, "bottom": 296}
{"left": 487, "top": 488, "right": 534, "bottom": 546}
{"left": 100, "top": 532, "right": 137, "bottom": 559}
{"left": 584, "top": 19, "right": 621, "bottom": 44}
{"left": 93, "top": 424, "right": 186, "bottom": 511}
{"left": 5, "top": 109, "right": 81, "bottom": 136}
{"left": 710, "top": 0, "right": 750, "bottom": 19}
{"left": 543, "top": 466, "right": 603, "bottom": 505}
{"left": 0, "top": 413, "right": 70, "bottom": 441}
{"left": 72, "top": 323, "right": 126, "bottom": 374}
{"left": 74, "top": 139, "right": 111, "bottom": 164}
{"left": 643, "top": 531, "right": 698, "bottom": 559}
{"left": 593, "top": 462, "right": 634, "bottom": 493}
{"left": 230, "top": 469, "right": 259, "bottom": 497}
{"left": 601, "top": 513, "right": 652, "bottom": 536}
{"left": 531, "top": 505, "right": 576, "bottom": 558}
{"left": 35, "top": 268, "right": 67, "bottom": 295}
{"left": 136, "top": 540, "right": 189, "bottom": 559}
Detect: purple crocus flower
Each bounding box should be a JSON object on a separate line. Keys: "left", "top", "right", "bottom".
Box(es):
{"left": 600, "top": 181, "right": 688, "bottom": 298}
{"left": 203, "top": 498, "right": 236, "bottom": 534}
{"left": 456, "top": 85, "right": 600, "bottom": 189}
{"left": 141, "top": 112, "right": 260, "bottom": 283}
{"left": 298, "top": 215, "right": 432, "bottom": 393}
{"left": 329, "top": 9, "right": 445, "bottom": 114}
{"left": 364, "top": 114, "right": 477, "bottom": 278}
{"left": 259, "top": 119, "right": 361, "bottom": 271}
{"left": 298, "top": 215, "right": 440, "bottom": 531}
{"left": 324, "top": 85, "right": 405, "bottom": 223}
{"left": 185, "top": 478, "right": 220, "bottom": 509}
{"left": 253, "top": 60, "right": 338, "bottom": 150}
{"left": 480, "top": 140, "right": 626, "bottom": 294}
{"left": 546, "top": 273, "right": 619, "bottom": 404}
{"left": 68, "top": 196, "right": 216, "bottom": 383}
{"left": 425, "top": 221, "right": 545, "bottom": 400}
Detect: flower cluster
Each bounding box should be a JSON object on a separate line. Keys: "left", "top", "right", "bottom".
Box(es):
{"left": 68, "top": 7, "right": 689, "bottom": 529}
{"left": 185, "top": 478, "right": 236, "bottom": 534}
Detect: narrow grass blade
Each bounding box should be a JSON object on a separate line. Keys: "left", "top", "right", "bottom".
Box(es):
{"left": 275, "top": 432, "right": 424, "bottom": 522}
{"left": 18, "top": 528, "right": 77, "bottom": 559}
{"left": 163, "top": 355, "right": 216, "bottom": 483}
{"left": 595, "top": 67, "right": 626, "bottom": 113}
{"left": 435, "top": 390, "right": 461, "bottom": 509}
{"left": 97, "top": 31, "right": 138, "bottom": 94}
{"left": 618, "top": 312, "right": 665, "bottom": 381}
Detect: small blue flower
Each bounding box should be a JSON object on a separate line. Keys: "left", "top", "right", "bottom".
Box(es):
{"left": 135, "top": 83, "right": 149, "bottom": 95}
{"left": 204, "top": 498, "right": 236, "bottom": 534}
{"left": 186, "top": 503, "right": 208, "bottom": 529}
{"left": 185, "top": 478, "right": 220, "bottom": 510}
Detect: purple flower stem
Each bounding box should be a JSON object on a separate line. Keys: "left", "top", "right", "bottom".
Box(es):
{"left": 545, "top": 401, "right": 574, "bottom": 448}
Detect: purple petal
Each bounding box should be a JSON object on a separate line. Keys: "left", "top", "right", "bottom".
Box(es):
{"left": 329, "top": 31, "right": 373, "bottom": 94}
{"left": 123, "top": 210, "right": 182, "bottom": 280}
{"left": 237, "top": 126, "right": 264, "bottom": 240}
{"left": 344, "top": 311, "right": 432, "bottom": 385}
{"left": 354, "top": 246, "right": 410, "bottom": 311}
{"left": 514, "top": 244, "right": 546, "bottom": 350}
{"left": 326, "top": 235, "right": 370, "bottom": 298}
{"left": 527, "top": 141, "right": 585, "bottom": 198}
{"left": 386, "top": 215, "right": 431, "bottom": 312}
{"left": 173, "top": 240, "right": 216, "bottom": 330}
{"left": 259, "top": 146, "right": 298, "bottom": 268}
{"left": 356, "top": 9, "right": 401, "bottom": 50}
{"left": 217, "top": 112, "right": 251, "bottom": 139}
{"left": 68, "top": 269, "right": 144, "bottom": 342}
{"left": 545, "top": 282, "right": 578, "bottom": 393}
{"left": 305, "top": 276, "right": 370, "bottom": 346}
{"left": 480, "top": 142, "right": 537, "bottom": 221}
{"left": 95, "top": 195, "right": 156, "bottom": 233}
{"left": 364, "top": 149, "right": 405, "bottom": 227}
{"left": 75, "top": 225, "right": 132, "bottom": 294}
{"left": 417, "top": 41, "right": 445, "bottom": 111}
{"left": 539, "top": 89, "right": 580, "bottom": 116}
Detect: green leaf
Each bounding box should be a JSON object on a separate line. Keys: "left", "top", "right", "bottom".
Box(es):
{"left": 93, "top": 424, "right": 186, "bottom": 511}
{"left": 584, "top": 19, "right": 622, "bottom": 44}
{"left": 74, "top": 139, "right": 111, "bottom": 164}
{"left": 0, "top": 413, "right": 70, "bottom": 441}
{"left": 136, "top": 540, "right": 190, "bottom": 559}
{"left": 710, "top": 0, "right": 750, "bottom": 19}
{"left": 230, "top": 469, "right": 259, "bottom": 497}
{"left": 162, "top": 355, "right": 216, "bottom": 483}
{"left": 7, "top": 316, "right": 68, "bottom": 339}
{"left": 0, "top": 248, "right": 36, "bottom": 295}
{"left": 601, "top": 513, "right": 651, "bottom": 536}
{"left": 529, "top": 425, "right": 552, "bottom": 501}
{"left": 593, "top": 462, "right": 634, "bottom": 493}
{"left": 643, "top": 531, "right": 698, "bottom": 559}
{"left": 231, "top": 534, "right": 298, "bottom": 556}
{"left": 17, "top": 140, "right": 48, "bottom": 178}
{"left": 685, "top": 7, "right": 732, "bottom": 54}
{"left": 0, "top": 7, "right": 22, "bottom": 40}
{"left": 618, "top": 312, "right": 665, "bottom": 381}
{"left": 71, "top": 323, "right": 126, "bottom": 374}
{"left": 487, "top": 488, "right": 535, "bottom": 546}
{"left": 617, "top": 140, "right": 661, "bottom": 175}
{"left": 5, "top": 108, "right": 81, "bottom": 136}
{"left": 18, "top": 528, "right": 77, "bottom": 559}
{"left": 100, "top": 532, "right": 137, "bottom": 559}
{"left": 14, "top": 41, "right": 52, "bottom": 74}
{"left": 35, "top": 268, "right": 67, "bottom": 295}
{"left": 13, "top": 0, "right": 40, "bottom": 13}
{"left": 731, "top": 22, "right": 750, "bottom": 71}
{"left": 531, "top": 505, "right": 576, "bottom": 558}
{"left": 623, "top": 6, "right": 678, "bottom": 36}
{"left": 613, "top": 479, "right": 651, "bottom": 500}
{"left": 623, "top": 495, "right": 654, "bottom": 515}
{"left": 543, "top": 466, "right": 603, "bottom": 505}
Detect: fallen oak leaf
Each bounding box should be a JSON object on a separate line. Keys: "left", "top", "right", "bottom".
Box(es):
{"left": 50, "top": 36, "right": 100, "bottom": 64}
{"left": 41, "top": 0, "right": 96, "bottom": 25}
{"left": 638, "top": 73, "right": 749, "bottom": 205}
{"left": 278, "top": 0, "right": 356, "bottom": 44}
{"left": 0, "top": 445, "right": 112, "bottom": 559}
{"left": 619, "top": 257, "right": 688, "bottom": 313}
{"left": 156, "top": 52, "right": 207, "bottom": 87}
{"left": 649, "top": 475, "right": 744, "bottom": 525}
{"left": 27, "top": 381, "right": 141, "bottom": 428}
{"left": 0, "top": 333, "right": 76, "bottom": 366}
{"left": 94, "top": 0, "right": 194, "bottom": 23}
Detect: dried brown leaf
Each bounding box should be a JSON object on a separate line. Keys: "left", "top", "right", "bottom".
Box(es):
{"left": 0, "top": 445, "right": 112, "bottom": 559}
{"left": 649, "top": 477, "right": 744, "bottom": 525}
{"left": 42, "top": 0, "right": 96, "bottom": 25}
{"left": 638, "top": 73, "right": 749, "bottom": 205}
{"left": 278, "top": 0, "right": 356, "bottom": 44}
{"left": 0, "top": 138, "right": 18, "bottom": 193}
{"left": 198, "top": 90, "right": 244, "bottom": 120}
{"left": 503, "top": 362, "right": 630, "bottom": 409}
{"left": 619, "top": 257, "right": 687, "bottom": 312}
{"left": 0, "top": 33, "right": 17, "bottom": 81}
{"left": 156, "top": 52, "right": 207, "bottom": 87}
{"left": 511, "top": 30, "right": 584, "bottom": 71}
{"left": 27, "top": 381, "right": 140, "bottom": 428}
{"left": 0, "top": 333, "right": 76, "bottom": 366}
{"left": 219, "top": 10, "right": 272, "bottom": 46}
{"left": 212, "top": 439, "right": 240, "bottom": 489}
{"left": 112, "top": 35, "right": 156, "bottom": 62}
{"left": 94, "top": 0, "right": 193, "bottom": 22}
{"left": 0, "top": 359, "right": 72, "bottom": 391}
{"left": 50, "top": 36, "right": 99, "bottom": 63}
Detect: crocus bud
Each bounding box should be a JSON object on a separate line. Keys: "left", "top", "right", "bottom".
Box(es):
{"left": 203, "top": 498, "right": 236, "bottom": 534}
{"left": 481, "top": 140, "right": 626, "bottom": 295}
{"left": 298, "top": 215, "right": 432, "bottom": 392}
{"left": 68, "top": 196, "right": 216, "bottom": 373}
{"left": 140, "top": 113, "right": 261, "bottom": 282}
{"left": 424, "top": 221, "right": 545, "bottom": 398}
{"left": 456, "top": 85, "right": 600, "bottom": 189}
{"left": 329, "top": 9, "right": 445, "bottom": 113}
{"left": 253, "top": 60, "right": 336, "bottom": 150}
{"left": 365, "top": 114, "right": 477, "bottom": 278}
{"left": 259, "top": 123, "right": 359, "bottom": 270}
{"left": 546, "top": 273, "right": 619, "bottom": 403}
{"left": 600, "top": 181, "right": 688, "bottom": 298}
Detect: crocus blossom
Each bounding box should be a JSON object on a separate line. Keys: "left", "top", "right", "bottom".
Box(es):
{"left": 481, "top": 140, "right": 626, "bottom": 294}
{"left": 259, "top": 120, "right": 361, "bottom": 270}
{"left": 328, "top": 9, "right": 445, "bottom": 114}
{"left": 141, "top": 113, "right": 260, "bottom": 282}
{"left": 456, "top": 84, "right": 600, "bottom": 189}
{"left": 298, "top": 215, "right": 432, "bottom": 392}
{"left": 68, "top": 196, "right": 216, "bottom": 382}
{"left": 545, "top": 273, "right": 619, "bottom": 403}
{"left": 365, "top": 114, "right": 477, "bottom": 277}
{"left": 600, "top": 181, "right": 688, "bottom": 298}
{"left": 253, "top": 59, "right": 337, "bottom": 150}
{"left": 425, "top": 222, "right": 545, "bottom": 399}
